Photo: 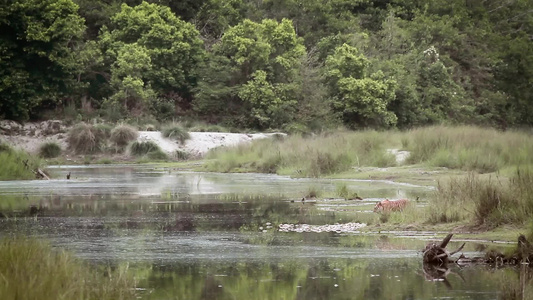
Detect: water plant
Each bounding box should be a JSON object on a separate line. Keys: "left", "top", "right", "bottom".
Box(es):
{"left": 38, "top": 141, "right": 61, "bottom": 158}
{"left": 0, "top": 237, "right": 137, "bottom": 300}
{"left": 162, "top": 123, "right": 190, "bottom": 144}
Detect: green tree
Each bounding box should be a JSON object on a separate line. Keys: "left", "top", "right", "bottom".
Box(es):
{"left": 0, "top": 0, "right": 85, "bottom": 121}
{"left": 325, "top": 44, "right": 397, "bottom": 128}
{"left": 194, "top": 18, "right": 305, "bottom": 129}
{"left": 99, "top": 1, "right": 205, "bottom": 114}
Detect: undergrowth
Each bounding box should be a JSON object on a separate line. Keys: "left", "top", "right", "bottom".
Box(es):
{"left": 0, "top": 143, "right": 42, "bottom": 180}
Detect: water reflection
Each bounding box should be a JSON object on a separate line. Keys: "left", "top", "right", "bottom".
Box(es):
{"left": 0, "top": 166, "right": 524, "bottom": 299}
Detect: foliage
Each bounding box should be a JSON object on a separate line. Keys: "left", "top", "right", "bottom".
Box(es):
{"left": 0, "top": 144, "right": 42, "bottom": 180}
{"left": 325, "top": 44, "right": 397, "bottom": 128}
{"left": 99, "top": 1, "right": 205, "bottom": 115}
{"left": 38, "top": 142, "right": 62, "bottom": 159}
{"left": 110, "top": 124, "right": 139, "bottom": 149}
{"left": 67, "top": 123, "right": 108, "bottom": 154}
{"left": 0, "top": 237, "right": 136, "bottom": 300}
{"left": 0, "top": 0, "right": 85, "bottom": 121}
{"left": 161, "top": 123, "right": 190, "bottom": 144}
{"left": 194, "top": 18, "right": 305, "bottom": 129}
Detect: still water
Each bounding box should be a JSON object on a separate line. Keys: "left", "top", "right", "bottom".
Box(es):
{"left": 0, "top": 165, "right": 529, "bottom": 299}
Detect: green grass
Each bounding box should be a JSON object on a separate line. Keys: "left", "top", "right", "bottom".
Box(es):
{"left": 0, "top": 237, "right": 137, "bottom": 300}
{"left": 204, "top": 130, "right": 397, "bottom": 177}
{"left": 38, "top": 141, "right": 62, "bottom": 158}
{"left": 0, "top": 143, "right": 42, "bottom": 180}
{"left": 161, "top": 123, "right": 190, "bottom": 144}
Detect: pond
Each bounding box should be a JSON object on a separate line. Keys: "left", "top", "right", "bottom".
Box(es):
{"left": 0, "top": 165, "right": 529, "bottom": 299}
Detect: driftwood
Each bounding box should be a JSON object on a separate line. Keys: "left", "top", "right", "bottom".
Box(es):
{"left": 423, "top": 233, "right": 465, "bottom": 265}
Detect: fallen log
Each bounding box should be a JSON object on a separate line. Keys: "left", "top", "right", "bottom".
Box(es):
{"left": 423, "top": 233, "right": 465, "bottom": 265}
{"left": 35, "top": 168, "right": 50, "bottom": 180}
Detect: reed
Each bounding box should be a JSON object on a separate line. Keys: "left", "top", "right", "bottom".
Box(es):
{"left": 0, "top": 237, "right": 136, "bottom": 300}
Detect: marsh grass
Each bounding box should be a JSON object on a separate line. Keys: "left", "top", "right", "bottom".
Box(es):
{"left": 38, "top": 141, "right": 61, "bottom": 158}
{"left": 67, "top": 123, "right": 109, "bottom": 154}
{"left": 0, "top": 143, "right": 42, "bottom": 180}
{"left": 0, "top": 237, "right": 136, "bottom": 300}
{"left": 406, "top": 126, "right": 533, "bottom": 173}
{"left": 335, "top": 182, "right": 361, "bottom": 199}
{"left": 428, "top": 168, "right": 533, "bottom": 228}
{"left": 110, "top": 124, "right": 138, "bottom": 150}
{"left": 205, "top": 130, "right": 397, "bottom": 176}
{"left": 162, "top": 123, "right": 190, "bottom": 144}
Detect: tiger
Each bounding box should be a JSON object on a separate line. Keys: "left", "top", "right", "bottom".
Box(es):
{"left": 373, "top": 199, "right": 409, "bottom": 213}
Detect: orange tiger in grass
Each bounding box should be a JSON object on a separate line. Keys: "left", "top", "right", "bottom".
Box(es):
{"left": 373, "top": 199, "right": 409, "bottom": 213}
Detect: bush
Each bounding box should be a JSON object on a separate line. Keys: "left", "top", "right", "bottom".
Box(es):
{"left": 0, "top": 237, "right": 136, "bottom": 300}
{"left": 161, "top": 123, "right": 190, "bottom": 144}
{"left": 38, "top": 142, "right": 61, "bottom": 158}
{"left": 130, "top": 140, "right": 162, "bottom": 156}
{"left": 110, "top": 124, "right": 138, "bottom": 149}
{"left": 147, "top": 148, "right": 168, "bottom": 160}
{"left": 67, "top": 123, "right": 107, "bottom": 154}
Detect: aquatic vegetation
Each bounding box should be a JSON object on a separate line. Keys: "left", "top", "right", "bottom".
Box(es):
{"left": 0, "top": 237, "right": 137, "bottom": 300}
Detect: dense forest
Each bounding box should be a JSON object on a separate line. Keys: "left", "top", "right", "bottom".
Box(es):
{"left": 1, "top": 0, "right": 531, "bottom": 131}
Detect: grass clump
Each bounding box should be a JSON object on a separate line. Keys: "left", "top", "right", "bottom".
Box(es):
{"left": 162, "top": 123, "right": 190, "bottom": 144}
{"left": 67, "top": 122, "right": 108, "bottom": 154}
{"left": 38, "top": 142, "right": 62, "bottom": 158}
{"left": 110, "top": 124, "right": 139, "bottom": 150}
{"left": 428, "top": 167, "right": 533, "bottom": 228}
{"left": 0, "top": 237, "right": 137, "bottom": 300}
{"left": 335, "top": 182, "right": 361, "bottom": 199}
{"left": 0, "top": 143, "right": 42, "bottom": 180}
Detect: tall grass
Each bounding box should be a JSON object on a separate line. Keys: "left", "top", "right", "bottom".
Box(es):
{"left": 130, "top": 140, "right": 167, "bottom": 160}
{"left": 405, "top": 126, "right": 533, "bottom": 173}
{"left": 428, "top": 167, "right": 533, "bottom": 228}
{"left": 0, "top": 143, "right": 42, "bottom": 180}
{"left": 205, "top": 130, "right": 397, "bottom": 176}
{"left": 0, "top": 237, "right": 136, "bottom": 300}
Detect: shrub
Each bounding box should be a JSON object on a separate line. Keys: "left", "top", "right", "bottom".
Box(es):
{"left": 0, "top": 237, "right": 136, "bottom": 300}
{"left": 161, "top": 123, "right": 190, "bottom": 144}
{"left": 67, "top": 123, "right": 107, "bottom": 154}
{"left": 110, "top": 124, "right": 138, "bottom": 149}
{"left": 130, "top": 140, "right": 161, "bottom": 156}
{"left": 38, "top": 142, "right": 61, "bottom": 158}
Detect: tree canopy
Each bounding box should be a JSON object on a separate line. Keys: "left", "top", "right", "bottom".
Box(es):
{"left": 0, "top": 0, "right": 531, "bottom": 130}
